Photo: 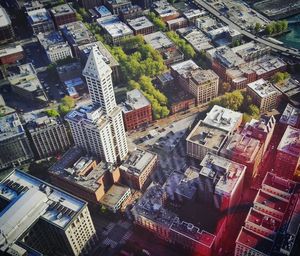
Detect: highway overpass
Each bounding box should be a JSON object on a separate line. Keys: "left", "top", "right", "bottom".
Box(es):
{"left": 192, "top": 0, "right": 300, "bottom": 60}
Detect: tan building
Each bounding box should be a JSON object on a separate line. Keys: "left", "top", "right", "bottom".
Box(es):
{"left": 171, "top": 60, "right": 219, "bottom": 105}
{"left": 171, "top": 60, "right": 219, "bottom": 104}
{"left": 27, "top": 115, "right": 71, "bottom": 159}
{"left": 186, "top": 120, "right": 229, "bottom": 161}
{"left": 247, "top": 79, "right": 281, "bottom": 113}
{"left": 100, "top": 184, "right": 131, "bottom": 213}
{"left": 119, "top": 148, "right": 158, "bottom": 190}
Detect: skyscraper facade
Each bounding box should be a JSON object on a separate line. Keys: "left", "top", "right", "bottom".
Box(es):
{"left": 66, "top": 47, "right": 128, "bottom": 163}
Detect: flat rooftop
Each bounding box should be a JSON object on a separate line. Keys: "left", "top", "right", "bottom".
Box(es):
{"left": 50, "top": 3, "right": 75, "bottom": 16}
{"left": 100, "top": 184, "right": 130, "bottom": 208}
{"left": 153, "top": 1, "right": 179, "bottom": 18}
{"left": 254, "top": 189, "right": 288, "bottom": 215}
{"left": 208, "top": 46, "right": 245, "bottom": 68}
{"left": 28, "top": 8, "right": 51, "bottom": 23}
{"left": 262, "top": 172, "right": 296, "bottom": 195}
{"left": 97, "top": 15, "right": 133, "bottom": 38}
{"left": 183, "top": 8, "right": 206, "bottom": 19}
{"left": 94, "top": 5, "right": 112, "bottom": 17}
{"left": 280, "top": 104, "right": 300, "bottom": 127}
{"left": 133, "top": 184, "right": 176, "bottom": 226}
{"left": 189, "top": 69, "right": 218, "bottom": 86}
{"left": 37, "top": 31, "right": 67, "bottom": 50}
{"left": 275, "top": 78, "right": 300, "bottom": 94}
{"left": 277, "top": 125, "right": 300, "bottom": 158}
{"left": 27, "top": 115, "right": 63, "bottom": 132}
{"left": 121, "top": 89, "right": 150, "bottom": 113}
{"left": 49, "top": 147, "right": 114, "bottom": 192}
{"left": 170, "top": 220, "right": 215, "bottom": 248}
{"left": 236, "top": 227, "right": 273, "bottom": 255}
{"left": 222, "top": 133, "right": 261, "bottom": 163}
{"left": 0, "top": 169, "right": 86, "bottom": 251}
{"left": 0, "top": 6, "right": 11, "bottom": 27}
{"left": 0, "top": 45, "right": 23, "bottom": 58}
{"left": 171, "top": 59, "right": 200, "bottom": 77}
{"left": 186, "top": 120, "right": 228, "bottom": 151}
{"left": 127, "top": 16, "right": 154, "bottom": 31}
{"left": 232, "top": 41, "right": 270, "bottom": 60}
{"left": 200, "top": 153, "right": 245, "bottom": 196}
{"left": 120, "top": 148, "right": 156, "bottom": 176}
{"left": 0, "top": 113, "right": 24, "bottom": 142}
{"left": 164, "top": 169, "right": 199, "bottom": 201}
{"left": 144, "top": 31, "right": 174, "bottom": 50}
{"left": 60, "top": 21, "right": 95, "bottom": 45}
{"left": 65, "top": 104, "right": 107, "bottom": 128}
{"left": 246, "top": 208, "right": 281, "bottom": 235}
{"left": 248, "top": 79, "right": 280, "bottom": 98}
{"left": 177, "top": 27, "right": 213, "bottom": 52}
{"left": 203, "top": 105, "right": 242, "bottom": 133}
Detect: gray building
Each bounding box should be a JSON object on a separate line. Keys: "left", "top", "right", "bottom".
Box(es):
{"left": 26, "top": 115, "right": 71, "bottom": 159}
{"left": 0, "top": 6, "right": 15, "bottom": 45}
{"left": 0, "top": 169, "right": 97, "bottom": 256}
{"left": 0, "top": 113, "right": 33, "bottom": 170}
{"left": 27, "top": 8, "right": 55, "bottom": 35}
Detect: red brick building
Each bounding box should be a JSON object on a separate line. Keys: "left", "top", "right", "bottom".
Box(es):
{"left": 121, "top": 89, "right": 153, "bottom": 131}
{"left": 50, "top": 4, "right": 77, "bottom": 28}
{"left": 0, "top": 45, "right": 24, "bottom": 65}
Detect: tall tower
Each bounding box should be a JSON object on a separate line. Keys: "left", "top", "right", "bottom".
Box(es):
{"left": 66, "top": 47, "right": 128, "bottom": 163}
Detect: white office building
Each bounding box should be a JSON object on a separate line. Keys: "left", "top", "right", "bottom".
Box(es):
{"left": 66, "top": 47, "right": 128, "bottom": 163}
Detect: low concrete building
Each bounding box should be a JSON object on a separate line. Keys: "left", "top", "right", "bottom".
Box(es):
{"left": 120, "top": 148, "right": 158, "bottom": 190}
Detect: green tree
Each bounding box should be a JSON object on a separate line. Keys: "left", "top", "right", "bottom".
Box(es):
{"left": 58, "top": 104, "right": 70, "bottom": 115}
{"left": 254, "top": 22, "right": 261, "bottom": 33}
{"left": 61, "top": 96, "right": 75, "bottom": 109}
{"left": 247, "top": 104, "right": 260, "bottom": 118}
{"left": 222, "top": 82, "right": 231, "bottom": 93}
{"left": 265, "top": 24, "right": 274, "bottom": 35}
{"left": 161, "top": 106, "right": 170, "bottom": 117}
{"left": 44, "top": 109, "right": 60, "bottom": 117}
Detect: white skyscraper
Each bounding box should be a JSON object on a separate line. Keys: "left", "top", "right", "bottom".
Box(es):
{"left": 66, "top": 47, "right": 128, "bottom": 163}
